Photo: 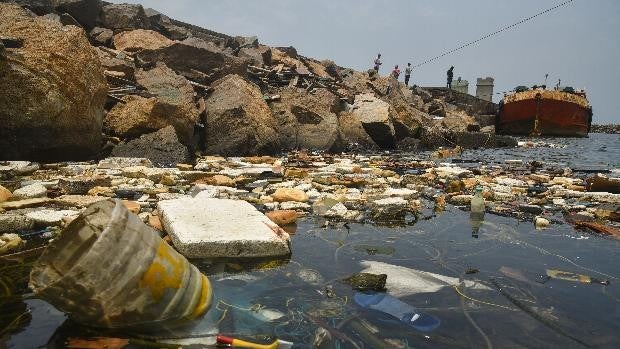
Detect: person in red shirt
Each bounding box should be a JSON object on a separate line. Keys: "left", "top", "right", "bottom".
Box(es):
{"left": 392, "top": 65, "right": 401, "bottom": 79}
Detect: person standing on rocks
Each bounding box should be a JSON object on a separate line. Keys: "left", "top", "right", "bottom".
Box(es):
{"left": 373, "top": 54, "right": 382, "bottom": 73}
{"left": 404, "top": 63, "right": 412, "bottom": 86}
{"left": 392, "top": 65, "right": 401, "bottom": 79}
{"left": 447, "top": 66, "right": 454, "bottom": 89}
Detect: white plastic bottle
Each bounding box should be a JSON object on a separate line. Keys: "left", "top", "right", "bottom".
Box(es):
{"left": 470, "top": 186, "right": 485, "bottom": 237}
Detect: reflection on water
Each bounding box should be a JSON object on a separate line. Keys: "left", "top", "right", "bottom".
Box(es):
{"left": 2, "top": 134, "right": 619, "bottom": 348}
{"left": 5, "top": 211, "right": 618, "bottom": 348}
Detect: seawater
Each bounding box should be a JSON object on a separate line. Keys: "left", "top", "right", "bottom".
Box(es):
{"left": 2, "top": 134, "right": 619, "bottom": 348}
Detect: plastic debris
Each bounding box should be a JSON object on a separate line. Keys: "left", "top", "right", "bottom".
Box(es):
{"left": 546, "top": 269, "right": 610, "bottom": 285}
{"left": 353, "top": 292, "right": 440, "bottom": 332}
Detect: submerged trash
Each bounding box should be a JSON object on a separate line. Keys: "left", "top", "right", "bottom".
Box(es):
{"left": 470, "top": 185, "right": 485, "bottom": 236}
{"left": 534, "top": 216, "right": 550, "bottom": 230}
{"left": 353, "top": 292, "right": 440, "bottom": 332}
{"left": 0, "top": 233, "right": 25, "bottom": 255}
{"left": 353, "top": 244, "right": 395, "bottom": 256}
{"left": 574, "top": 221, "right": 620, "bottom": 238}
{"left": 342, "top": 273, "right": 387, "bottom": 292}
{"left": 29, "top": 199, "right": 213, "bottom": 329}
{"left": 359, "top": 261, "right": 490, "bottom": 297}
{"left": 546, "top": 269, "right": 610, "bottom": 286}
{"left": 217, "top": 335, "right": 294, "bottom": 349}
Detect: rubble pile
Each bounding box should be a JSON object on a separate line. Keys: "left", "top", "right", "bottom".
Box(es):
{"left": 1, "top": 145, "right": 619, "bottom": 258}
{"left": 0, "top": 0, "right": 511, "bottom": 162}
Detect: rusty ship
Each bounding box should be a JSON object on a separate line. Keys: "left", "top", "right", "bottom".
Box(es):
{"left": 496, "top": 87, "right": 593, "bottom": 137}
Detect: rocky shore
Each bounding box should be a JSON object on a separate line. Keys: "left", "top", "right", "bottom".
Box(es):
{"left": 1, "top": 0, "right": 513, "bottom": 163}
{"left": 1, "top": 147, "right": 619, "bottom": 258}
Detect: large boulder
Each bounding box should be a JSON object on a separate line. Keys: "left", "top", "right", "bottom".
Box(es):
{"left": 89, "top": 26, "right": 113, "bottom": 46}
{"left": 0, "top": 0, "right": 53, "bottom": 15}
{"left": 367, "top": 77, "right": 428, "bottom": 140}
{"left": 104, "top": 96, "right": 163, "bottom": 138}
{"left": 143, "top": 8, "right": 191, "bottom": 41}
{"left": 136, "top": 38, "right": 250, "bottom": 84}
{"left": 381, "top": 79, "right": 428, "bottom": 139}
{"left": 134, "top": 62, "right": 199, "bottom": 142}
{"left": 349, "top": 93, "right": 395, "bottom": 148}
{"left": 52, "top": 0, "right": 101, "bottom": 30}
{"left": 0, "top": 3, "right": 107, "bottom": 161}
{"left": 111, "top": 126, "right": 190, "bottom": 167}
{"left": 237, "top": 45, "right": 272, "bottom": 66}
{"left": 203, "top": 74, "right": 279, "bottom": 156}
{"left": 112, "top": 29, "right": 173, "bottom": 52}
{"left": 269, "top": 87, "right": 343, "bottom": 151}
{"left": 100, "top": 3, "right": 150, "bottom": 32}
{"left": 337, "top": 111, "right": 379, "bottom": 150}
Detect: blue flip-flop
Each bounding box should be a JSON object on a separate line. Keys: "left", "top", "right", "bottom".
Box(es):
{"left": 354, "top": 292, "right": 441, "bottom": 332}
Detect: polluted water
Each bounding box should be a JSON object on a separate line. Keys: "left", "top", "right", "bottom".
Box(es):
{"left": 0, "top": 135, "right": 618, "bottom": 349}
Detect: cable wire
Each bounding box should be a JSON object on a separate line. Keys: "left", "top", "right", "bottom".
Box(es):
{"left": 413, "top": 0, "right": 576, "bottom": 69}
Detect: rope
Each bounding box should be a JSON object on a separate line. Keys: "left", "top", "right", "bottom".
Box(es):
{"left": 413, "top": 0, "right": 576, "bottom": 69}
{"left": 453, "top": 285, "right": 516, "bottom": 311}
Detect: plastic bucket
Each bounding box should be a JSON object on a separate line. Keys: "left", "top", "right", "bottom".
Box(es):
{"left": 29, "top": 199, "right": 212, "bottom": 329}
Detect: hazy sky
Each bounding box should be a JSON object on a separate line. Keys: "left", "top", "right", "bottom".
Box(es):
{"left": 113, "top": 0, "right": 619, "bottom": 124}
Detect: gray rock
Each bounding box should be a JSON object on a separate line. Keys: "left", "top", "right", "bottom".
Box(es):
{"left": 0, "top": 214, "right": 35, "bottom": 233}
{"left": 98, "top": 157, "right": 153, "bottom": 169}
{"left": 203, "top": 75, "right": 279, "bottom": 155}
{"left": 269, "top": 87, "right": 343, "bottom": 152}
{"left": 25, "top": 209, "right": 79, "bottom": 227}
{"left": 158, "top": 197, "right": 291, "bottom": 258}
{"left": 53, "top": 0, "right": 102, "bottom": 29}
{"left": 111, "top": 126, "right": 191, "bottom": 168}
{"left": 100, "top": 3, "right": 150, "bottom": 31}
{"left": 133, "top": 62, "right": 199, "bottom": 143}
{"left": 237, "top": 46, "right": 272, "bottom": 66}
{"left": 350, "top": 93, "right": 395, "bottom": 148}
{"left": 136, "top": 38, "right": 250, "bottom": 84}
{"left": 90, "top": 27, "right": 113, "bottom": 46}
{"left": 59, "top": 12, "right": 80, "bottom": 27}
{"left": 12, "top": 183, "right": 47, "bottom": 200}
{"left": 3, "top": 0, "right": 53, "bottom": 15}
{"left": 519, "top": 204, "right": 543, "bottom": 215}
{"left": 58, "top": 176, "right": 112, "bottom": 195}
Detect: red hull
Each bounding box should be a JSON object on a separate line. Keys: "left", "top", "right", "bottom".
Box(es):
{"left": 496, "top": 91, "right": 592, "bottom": 137}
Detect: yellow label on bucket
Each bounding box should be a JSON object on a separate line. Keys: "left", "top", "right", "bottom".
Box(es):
{"left": 190, "top": 275, "right": 212, "bottom": 319}
{"left": 139, "top": 241, "right": 184, "bottom": 301}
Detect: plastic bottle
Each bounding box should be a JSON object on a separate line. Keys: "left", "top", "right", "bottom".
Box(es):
{"left": 470, "top": 185, "right": 485, "bottom": 237}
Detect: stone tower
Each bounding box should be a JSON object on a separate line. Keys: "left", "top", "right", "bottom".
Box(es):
{"left": 452, "top": 77, "right": 468, "bottom": 94}
{"left": 476, "top": 77, "right": 494, "bottom": 102}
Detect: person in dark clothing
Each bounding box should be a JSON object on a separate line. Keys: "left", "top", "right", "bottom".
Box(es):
{"left": 404, "top": 63, "right": 412, "bottom": 86}
{"left": 373, "top": 54, "right": 382, "bottom": 72}
{"left": 447, "top": 66, "right": 454, "bottom": 89}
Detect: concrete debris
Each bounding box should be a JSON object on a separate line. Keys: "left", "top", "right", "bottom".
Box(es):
{"left": 11, "top": 183, "right": 48, "bottom": 200}
{"left": 158, "top": 197, "right": 291, "bottom": 258}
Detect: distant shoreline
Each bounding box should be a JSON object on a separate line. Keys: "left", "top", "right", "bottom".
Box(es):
{"left": 591, "top": 124, "right": 620, "bottom": 134}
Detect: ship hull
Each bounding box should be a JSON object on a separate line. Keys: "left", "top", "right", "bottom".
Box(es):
{"left": 496, "top": 91, "right": 592, "bottom": 137}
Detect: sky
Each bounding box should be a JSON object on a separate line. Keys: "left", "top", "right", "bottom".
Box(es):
{"left": 113, "top": 0, "right": 620, "bottom": 124}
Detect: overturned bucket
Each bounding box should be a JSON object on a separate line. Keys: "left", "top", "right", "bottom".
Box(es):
{"left": 29, "top": 199, "right": 212, "bottom": 329}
